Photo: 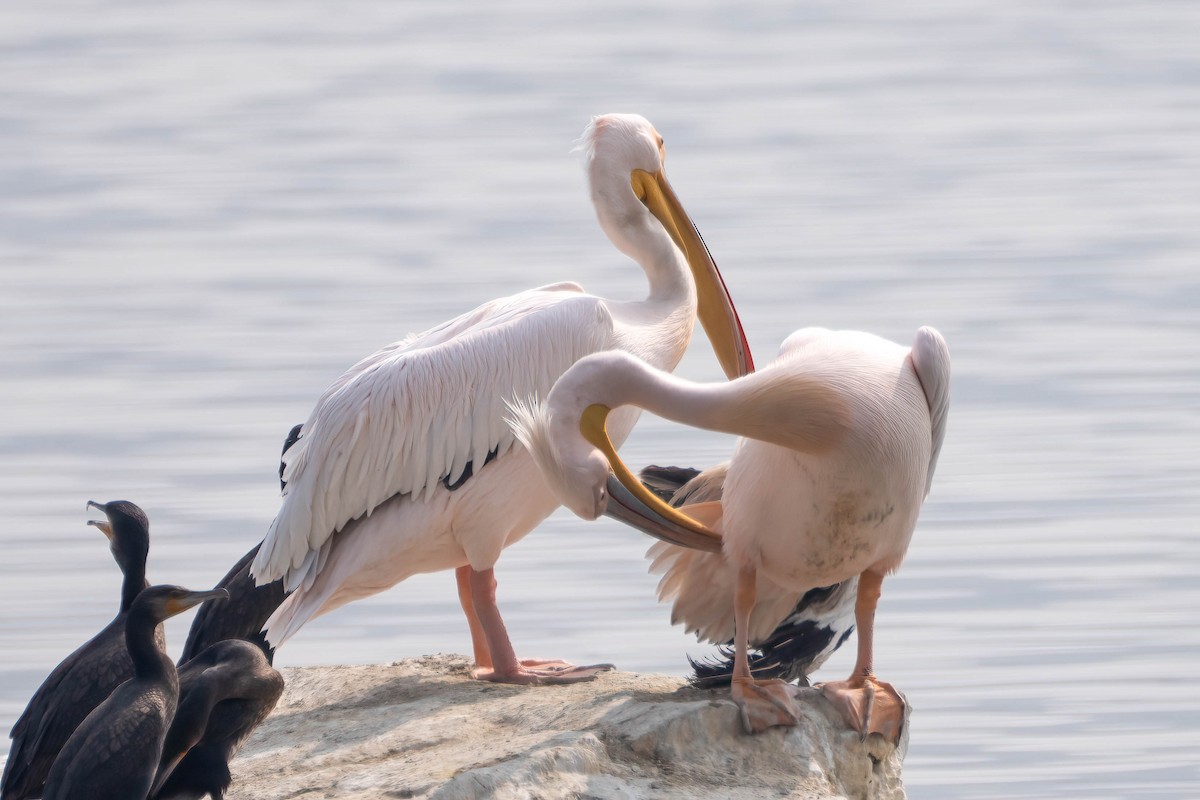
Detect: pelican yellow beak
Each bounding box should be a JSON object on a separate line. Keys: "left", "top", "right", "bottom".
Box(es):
{"left": 581, "top": 404, "right": 722, "bottom": 552}
{"left": 632, "top": 168, "right": 754, "bottom": 380}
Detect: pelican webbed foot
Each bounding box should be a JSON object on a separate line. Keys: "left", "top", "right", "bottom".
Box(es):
{"left": 731, "top": 676, "right": 802, "bottom": 733}
{"left": 818, "top": 674, "right": 906, "bottom": 743}
{"left": 473, "top": 659, "right": 615, "bottom": 686}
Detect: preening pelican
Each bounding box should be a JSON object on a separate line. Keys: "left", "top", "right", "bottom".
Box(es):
{"left": 512, "top": 326, "right": 949, "bottom": 738}
{"left": 246, "top": 113, "right": 754, "bottom": 685}
{"left": 633, "top": 464, "right": 858, "bottom": 688}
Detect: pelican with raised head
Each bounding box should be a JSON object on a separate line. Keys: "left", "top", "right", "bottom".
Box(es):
{"left": 512, "top": 326, "right": 949, "bottom": 739}
{"left": 241, "top": 113, "right": 753, "bottom": 685}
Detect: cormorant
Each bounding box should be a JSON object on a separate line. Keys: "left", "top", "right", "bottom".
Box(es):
{"left": 152, "top": 640, "right": 283, "bottom": 800}
{"left": 178, "top": 425, "right": 300, "bottom": 665}
{"left": 41, "top": 585, "right": 229, "bottom": 800}
{"left": 177, "top": 545, "right": 283, "bottom": 666}
{"left": 2, "top": 501, "right": 161, "bottom": 800}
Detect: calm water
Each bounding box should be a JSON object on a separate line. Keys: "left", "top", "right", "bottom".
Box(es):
{"left": 2, "top": 2, "right": 1198, "bottom": 797}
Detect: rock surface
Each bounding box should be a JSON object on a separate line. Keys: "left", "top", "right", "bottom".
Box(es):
{"left": 230, "top": 654, "right": 906, "bottom": 800}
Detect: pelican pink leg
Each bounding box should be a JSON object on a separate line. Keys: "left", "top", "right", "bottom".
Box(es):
{"left": 459, "top": 566, "right": 614, "bottom": 685}
{"left": 817, "top": 570, "right": 906, "bottom": 742}
{"left": 730, "top": 566, "right": 804, "bottom": 733}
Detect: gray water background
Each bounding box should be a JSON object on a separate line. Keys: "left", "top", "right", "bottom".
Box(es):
{"left": 1, "top": 1, "right": 1198, "bottom": 797}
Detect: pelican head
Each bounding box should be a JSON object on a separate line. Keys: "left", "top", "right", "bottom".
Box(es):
{"left": 509, "top": 351, "right": 723, "bottom": 553}
{"left": 581, "top": 113, "right": 665, "bottom": 188}
{"left": 507, "top": 393, "right": 612, "bottom": 522}
{"left": 583, "top": 114, "right": 754, "bottom": 380}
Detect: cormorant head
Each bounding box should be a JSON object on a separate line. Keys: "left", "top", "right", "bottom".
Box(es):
{"left": 87, "top": 499, "right": 150, "bottom": 573}
{"left": 132, "top": 585, "right": 231, "bottom": 624}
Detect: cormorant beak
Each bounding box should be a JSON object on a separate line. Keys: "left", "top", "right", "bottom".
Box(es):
{"left": 581, "top": 403, "right": 722, "bottom": 553}
{"left": 86, "top": 500, "right": 114, "bottom": 541}
{"left": 631, "top": 168, "right": 755, "bottom": 380}
{"left": 165, "top": 588, "right": 230, "bottom": 617}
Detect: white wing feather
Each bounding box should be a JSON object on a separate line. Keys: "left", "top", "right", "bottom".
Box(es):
{"left": 253, "top": 285, "right": 613, "bottom": 588}
{"left": 648, "top": 541, "right": 804, "bottom": 644}
{"left": 910, "top": 326, "right": 951, "bottom": 495}
{"left": 636, "top": 463, "right": 799, "bottom": 644}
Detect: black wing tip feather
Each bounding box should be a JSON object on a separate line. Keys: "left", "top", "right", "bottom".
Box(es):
{"left": 279, "top": 423, "right": 304, "bottom": 492}
{"left": 687, "top": 619, "right": 855, "bottom": 689}
{"left": 687, "top": 647, "right": 813, "bottom": 689}
{"left": 637, "top": 464, "right": 703, "bottom": 502}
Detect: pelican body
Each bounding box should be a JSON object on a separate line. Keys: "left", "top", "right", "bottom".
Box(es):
{"left": 514, "top": 326, "right": 949, "bottom": 738}
{"left": 635, "top": 464, "right": 857, "bottom": 687}
{"left": 243, "top": 113, "right": 752, "bottom": 685}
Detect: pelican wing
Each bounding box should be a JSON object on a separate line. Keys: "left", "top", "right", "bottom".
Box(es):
{"left": 648, "top": 540, "right": 802, "bottom": 645}
{"left": 253, "top": 285, "right": 614, "bottom": 588}
{"left": 910, "top": 326, "right": 951, "bottom": 495}
{"left": 638, "top": 462, "right": 728, "bottom": 505}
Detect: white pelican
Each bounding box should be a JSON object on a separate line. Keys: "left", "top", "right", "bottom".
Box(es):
{"left": 511, "top": 326, "right": 949, "bottom": 737}
{"left": 248, "top": 113, "right": 754, "bottom": 685}
{"left": 633, "top": 463, "right": 858, "bottom": 688}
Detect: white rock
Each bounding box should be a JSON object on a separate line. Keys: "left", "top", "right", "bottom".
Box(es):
{"left": 229, "top": 654, "right": 906, "bottom": 800}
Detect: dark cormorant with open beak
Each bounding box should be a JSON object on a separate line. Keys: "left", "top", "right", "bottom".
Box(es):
{"left": 1, "top": 501, "right": 160, "bottom": 800}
